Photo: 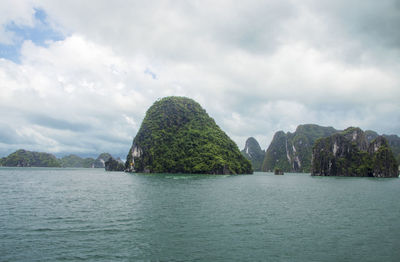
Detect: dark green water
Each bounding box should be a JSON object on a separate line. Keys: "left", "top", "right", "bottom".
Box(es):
{"left": 1, "top": 168, "right": 399, "bottom": 261}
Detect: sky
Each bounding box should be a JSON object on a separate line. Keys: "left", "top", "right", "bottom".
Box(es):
{"left": 0, "top": 0, "right": 399, "bottom": 159}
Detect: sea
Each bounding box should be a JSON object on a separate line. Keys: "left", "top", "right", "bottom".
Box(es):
{"left": 1, "top": 167, "right": 399, "bottom": 262}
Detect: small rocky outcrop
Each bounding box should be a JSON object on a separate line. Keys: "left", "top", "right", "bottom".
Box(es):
{"left": 93, "top": 153, "right": 112, "bottom": 168}
{"left": 105, "top": 157, "right": 125, "bottom": 171}
{"left": 311, "top": 127, "right": 398, "bottom": 177}
{"left": 241, "top": 137, "right": 265, "bottom": 171}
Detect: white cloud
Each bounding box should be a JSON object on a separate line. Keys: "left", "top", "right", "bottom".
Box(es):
{"left": 0, "top": 0, "right": 399, "bottom": 156}
{"left": 0, "top": 35, "right": 158, "bottom": 156}
{"left": 0, "top": 0, "right": 36, "bottom": 44}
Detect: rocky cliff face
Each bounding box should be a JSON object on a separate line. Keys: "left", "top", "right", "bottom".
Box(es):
{"left": 105, "top": 157, "right": 125, "bottom": 171}
{"left": 262, "top": 124, "right": 337, "bottom": 172}
{"left": 365, "top": 130, "right": 400, "bottom": 164}
{"left": 125, "top": 96, "right": 252, "bottom": 174}
{"left": 93, "top": 153, "right": 112, "bottom": 168}
{"left": 368, "top": 137, "right": 399, "bottom": 177}
{"left": 241, "top": 137, "right": 265, "bottom": 171}
{"left": 341, "top": 127, "right": 368, "bottom": 151}
{"left": 312, "top": 128, "right": 398, "bottom": 177}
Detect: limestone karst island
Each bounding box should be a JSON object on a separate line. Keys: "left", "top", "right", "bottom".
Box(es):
{"left": 125, "top": 96, "right": 253, "bottom": 174}
{"left": 1, "top": 102, "right": 398, "bottom": 177}
{"left": 243, "top": 124, "right": 399, "bottom": 178}
{"left": 311, "top": 127, "right": 398, "bottom": 177}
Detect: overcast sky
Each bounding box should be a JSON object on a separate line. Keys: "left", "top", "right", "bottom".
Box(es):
{"left": 0, "top": 0, "right": 399, "bottom": 158}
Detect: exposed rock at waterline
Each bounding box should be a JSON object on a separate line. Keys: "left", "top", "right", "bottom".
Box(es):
{"left": 93, "top": 153, "right": 112, "bottom": 168}
{"left": 105, "top": 157, "right": 125, "bottom": 171}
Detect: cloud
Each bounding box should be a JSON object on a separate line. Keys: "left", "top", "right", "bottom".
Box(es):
{"left": 0, "top": 4, "right": 64, "bottom": 62}
{"left": 311, "top": 0, "right": 400, "bottom": 49}
{"left": 0, "top": 0, "right": 36, "bottom": 44}
{"left": 28, "top": 114, "right": 91, "bottom": 132}
{"left": 0, "top": 0, "right": 399, "bottom": 157}
{"left": 0, "top": 35, "right": 154, "bottom": 157}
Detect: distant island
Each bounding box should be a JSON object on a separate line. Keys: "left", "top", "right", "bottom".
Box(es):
{"left": 0, "top": 149, "right": 123, "bottom": 170}
{"left": 241, "top": 137, "right": 265, "bottom": 171}
{"left": 312, "top": 127, "right": 398, "bottom": 177}
{"left": 0, "top": 149, "right": 61, "bottom": 167}
{"left": 1, "top": 121, "right": 398, "bottom": 177}
{"left": 253, "top": 124, "right": 400, "bottom": 173}
{"left": 59, "top": 154, "right": 96, "bottom": 168}
{"left": 105, "top": 157, "right": 125, "bottom": 171}
{"left": 125, "top": 96, "right": 253, "bottom": 174}
{"left": 261, "top": 124, "right": 339, "bottom": 173}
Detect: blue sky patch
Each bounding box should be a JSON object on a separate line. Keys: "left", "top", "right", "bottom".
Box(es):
{"left": 144, "top": 68, "right": 157, "bottom": 79}
{"left": 0, "top": 8, "right": 64, "bottom": 63}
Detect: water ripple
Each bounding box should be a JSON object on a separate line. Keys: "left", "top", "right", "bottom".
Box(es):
{"left": 1, "top": 168, "right": 400, "bottom": 261}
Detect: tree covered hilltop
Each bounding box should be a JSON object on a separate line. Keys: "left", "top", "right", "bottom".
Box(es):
{"left": 125, "top": 96, "right": 253, "bottom": 174}
{"left": 0, "top": 150, "right": 121, "bottom": 169}
{"left": 0, "top": 149, "right": 61, "bottom": 167}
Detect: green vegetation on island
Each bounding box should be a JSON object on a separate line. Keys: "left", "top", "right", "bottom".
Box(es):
{"left": 125, "top": 96, "right": 253, "bottom": 174}
{"left": 59, "top": 154, "right": 95, "bottom": 168}
{"left": 93, "top": 153, "right": 113, "bottom": 168}
{"left": 0, "top": 149, "right": 61, "bottom": 167}
{"left": 312, "top": 127, "right": 398, "bottom": 177}
{"left": 365, "top": 130, "right": 400, "bottom": 164}
{"left": 241, "top": 137, "right": 265, "bottom": 171}
{"left": 105, "top": 157, "right": 125, "bottom": 171}
{"left": 262, "top": 124, "right": 337, "bottom": 173}
{"left": 262, "top": 124, "right": 400, "bottom": 173}
{"left": 0, "top": 150, "right": 122, "bottom": 169}
{"left": 1, "top": 122, "right": 398, "bottom": 175}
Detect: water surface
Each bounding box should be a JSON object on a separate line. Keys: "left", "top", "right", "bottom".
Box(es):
{"left": 1, "top": 168, "right": 399, "bottom": 261}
